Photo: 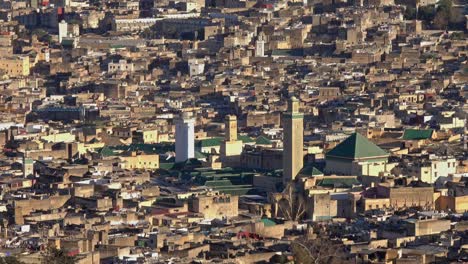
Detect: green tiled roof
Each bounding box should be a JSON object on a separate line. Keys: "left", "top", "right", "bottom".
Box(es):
{"left": 195, "top": 151, "right": 206, "bottom": 159}
{"left": 172, "top": 158, "right": 202, "bottom": 170}
{"left": 205, "top": 179, "right": 235, "bottom": 187}
{"left": 326, "top": 133, "right": 388, "bottom": 160}
{"left": 299, "top": 165, "right": 323, "bottom": 176}
{"left": 197, "top": 137, "right": 223, "bottom": 148}
{"left": 99, "top": 146, "right": 117, "bottom": 157}
{"left": 261, "top": 218, "right": 277, "bottom": 227}
{"left": 271, "top": 49, "right": 304, "bottom": 57}
{"left": 215, "top": 186, "right": 256, "bottom": 195}
{"left": 197, "top": 135, "right": 255, "bottom": 148}
{"left": 61, "top": 39, "right": 74, "bottom": 46}
{"left": 255, "top": 136, "right": 272, "bottom": 145}
{"left": 402, "top": 129, "right": 434, "bottom": 140}
{"left": 238, "top": 135, "right": 255, "bottom": 143}
{"left": 159, "top": 162, "right": 174, "bottom": 170}
{"left": 317, "top": 177, "right": 359, "bottom": 188}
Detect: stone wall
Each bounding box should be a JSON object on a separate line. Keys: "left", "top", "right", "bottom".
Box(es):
{"left": 389, "top": 187, "right": 434, "bottom": 209}
{"left": 191, "top": 194, "right": 238, "bottom": 219}
{"left": 14, "top": 195, "right": 71, "bottom": 224}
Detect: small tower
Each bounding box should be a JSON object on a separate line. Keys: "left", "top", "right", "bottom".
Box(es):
{"left": 255, "top": 32, "right": 266, "bottom": 57}
{"left": 220, "top": 115, "right": 243, "bottom": 167}
{"left": 23, "top": 154, "right": 34, "bottom": 178}
{"left": 226, "top": 115, "right": 238, "bottom": 142}
{"left": 58, "top": 20, "right": 68, "bottom": 43}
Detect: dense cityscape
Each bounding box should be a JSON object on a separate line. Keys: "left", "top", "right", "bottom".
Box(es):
{"left": 0, "top": 0, "right": 466, "bottom": 263}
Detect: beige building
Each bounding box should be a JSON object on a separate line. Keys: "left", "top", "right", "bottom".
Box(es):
{"left": 0, "top": 56, "right": 30, "bottom": 77}
{"left": 119, "top": 152, "right": 159, "bottom": 170}
{"left": 306, "top": 192, "right": 338, "bottom": 221}
{"left": 436, "top": 191, "right": 468, "bottom": 213}
{"left": 282, "top": 97, "right": 304, "bottom": 183}
{"left": 389, "top": 187, "right": 434, "bottom": 209}
{"left": 132, "top": 129, "right": 159, "bottom": 144}
{"left": 189, "top": 192, "right": 238, "bottom": 219}
{"left": 406, "top": 219, "right": 451, "bottom": 236}
{"left": 408, "top": 158, "right": 457, "bottom": 184}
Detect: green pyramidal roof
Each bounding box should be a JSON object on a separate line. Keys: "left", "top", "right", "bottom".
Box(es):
{"left": 326, "top": 133, "right": 388, "bottom": 160}
{"left": 255, "top": 136, "right": 272, "bottom": 145}
{"left": 299, "top": 165, "right": 323, "bottom": 176}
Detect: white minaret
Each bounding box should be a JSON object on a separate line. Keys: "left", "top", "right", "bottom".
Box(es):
{"left": 58, "top": 20, "right": 68, "bottom": 43}
{"left": 175, "top": 112, "right": 195, "bottom": 162}
{"left": 255, "top": 33, "right": 265, "bottom": 57}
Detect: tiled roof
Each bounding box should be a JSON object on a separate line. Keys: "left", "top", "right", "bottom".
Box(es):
{"left": 299, "top": 165, "right": 323, "bottom": 176}
{"left": 402, "top": 129, "right": 434, "bottom": 140}
{"left": 317, "top": 177, "right": 359, "bottom": 188}
{"left": 238, "top": 135, "right": 255, "bottom": 143}
{"left": 196, "top": 135, "right": 255, "bottom": 148}
{"left": 99, "top": 146, "right": 117, "bottom": 157}
{"left": 196, "top": 137, "right": 223, "bottom": 148}
{"left": 261, "top": 218, "right": 277, "bottom": 227}
{"left": 326, "top": 132, "right": 388, "bottom": 160}
{"left": 255, "top": 136, "right": 272, "bottom": 145}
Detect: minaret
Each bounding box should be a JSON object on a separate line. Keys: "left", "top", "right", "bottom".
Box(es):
{"left": 58, "top": 20, "right": 68, "bottom": 43}
{"left": 23, "top": 153, "right": 34, "bottom": 178}
{"left": 226, "top": 115, "right": 237, "bottom": 142}
{"left": 282, "top": 97, "right": 304, "bottom": 184}
{"left": 255, "top": 33, "right": 266, "bottom": 57}
{"left": 175, "top": 112, "right": 195, "bottom": 162}
{"left": 220, "top": 115, "right": 243, "bottom": 167}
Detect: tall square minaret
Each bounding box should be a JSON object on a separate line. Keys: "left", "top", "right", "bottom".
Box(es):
{"left": 175, "top": 112, "right": 195, "bottom": 162}
{"left": 282, "top": 97, "right": 304, "bottom": 184}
